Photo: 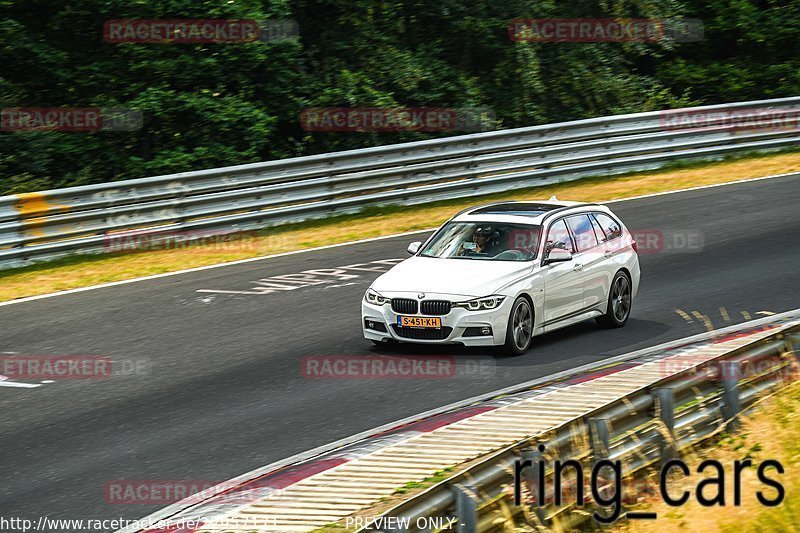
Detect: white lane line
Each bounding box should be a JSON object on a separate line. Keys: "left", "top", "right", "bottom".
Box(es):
{"left": 604, "top": 170, "right": 800, "bottom": 204}
{"left": 0, "top": 376, "right": 41, "bottom": 388}
{"left": 0, "top": 357, "right": 44, "bottom": 387}
{"left": 2, "top": 171, "right": 798, "bottom": 308}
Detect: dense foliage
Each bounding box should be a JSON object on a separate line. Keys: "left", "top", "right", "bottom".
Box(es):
{"left": 1, "top": 0, "right": 798, "bottom": 194}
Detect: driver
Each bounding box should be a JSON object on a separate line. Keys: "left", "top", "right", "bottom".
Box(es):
{"left": 461, "top": 226, "right": 500, "bottom": 255}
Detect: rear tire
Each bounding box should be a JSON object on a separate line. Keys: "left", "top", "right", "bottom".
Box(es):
{"left": 503, "top": 297, "right": 534, "bottom": 355}
{"left": 596, "top": 271, "right": 632, "bottom": 328}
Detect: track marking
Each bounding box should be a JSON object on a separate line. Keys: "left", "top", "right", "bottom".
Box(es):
{"left": 741, "top": 310, "right": 752, "bottom": 320}
{"left": 604, "top": 171, "right": 800, "bottom": 205}
{"left": 0, "top": 376, "right": 41, "bottom": 388}
{"left": 757, "top": 310, "right": 776, "bottom": 316}
{"left": 2, "top": 171, "right": 798, "bottom": 308}
{"left": 195, "top": 259, "right": 402, "bottom": 296}
{"left": 691, "top": 311, "right": 715, "bottom": 332}
{"left": 0, "top": 353, "right": 45, "bottom": 388}
{"left": 719, "top": 306, "right": 730, "bottom": 322}
{"left": 674, "top": 309, "right": 693, "bottom": 323}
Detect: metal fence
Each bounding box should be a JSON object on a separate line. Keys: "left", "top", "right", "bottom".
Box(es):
{"left": 2, "top": 97, "right": 799, "bottom": 268}
{"left": 364, "top": 324, "right": 800, "bottom": 532}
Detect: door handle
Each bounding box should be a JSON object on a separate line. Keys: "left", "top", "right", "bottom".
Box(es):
{"left": 604, "top": 250, "right": 613, "bottom": 258}
{"left": 572, "top": 263, "right": 583, "bottom": 271}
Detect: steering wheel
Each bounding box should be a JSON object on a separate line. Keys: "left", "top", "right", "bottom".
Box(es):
{"left": 493, "top": 249, "right": 527, "bottom": 260}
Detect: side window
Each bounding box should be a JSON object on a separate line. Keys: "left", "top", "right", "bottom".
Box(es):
{"left": 589, "top": 214, "right": 605, "bottom": 242}
{"left": 593, "top": 212, "right": 622, "bottom": 241}
{"left": 566, "top": 215, "right": 600, "bottom": 252}
{"left": 545, "top": 219, "right": 575, "bottom": 254}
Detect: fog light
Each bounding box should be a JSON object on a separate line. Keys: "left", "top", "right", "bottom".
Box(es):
{"left": 364, "top": 319, "right": 387, "bottom": 332}
{"left": 463, "top": 326, "right": 493, "bottom": 337}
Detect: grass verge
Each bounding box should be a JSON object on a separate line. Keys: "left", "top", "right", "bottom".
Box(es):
{"left": 1, "top": 149, "right": 800, "bottom": 303}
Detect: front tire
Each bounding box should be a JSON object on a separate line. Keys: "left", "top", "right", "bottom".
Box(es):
{"left": 503, "top": 297, "right": 534, "bottom": 355}
{"left": 596, "top": 271, "right": 632, "bottom": 328}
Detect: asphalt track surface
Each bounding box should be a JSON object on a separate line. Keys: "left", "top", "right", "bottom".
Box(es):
{"left": 1, "top": 175, "right": 798, "bottom": 529}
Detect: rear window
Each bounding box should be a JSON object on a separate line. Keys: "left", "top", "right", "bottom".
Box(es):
{"left": 592, "top": 212, "right": 623, "bottom": 241}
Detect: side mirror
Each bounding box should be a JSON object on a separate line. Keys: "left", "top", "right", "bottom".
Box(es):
{"left": 544, "top": 248, "right": 572, "bottom": 264}
{"left": 407, "top": 241, "right": 422, "bottom": 255}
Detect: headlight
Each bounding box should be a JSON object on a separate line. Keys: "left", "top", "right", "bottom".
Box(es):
{"left": 365, "top": 289, "right": 389, "bottom": 305}
{"left": 455, "top": 295, "right": 506, "bottom": 311}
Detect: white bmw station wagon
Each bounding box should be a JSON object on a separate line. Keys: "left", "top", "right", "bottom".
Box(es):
{"left": 362, "top": 199, "right": 641, "bottom": 354}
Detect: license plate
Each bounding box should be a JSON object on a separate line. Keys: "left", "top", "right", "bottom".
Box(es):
{"left": 398, "top": 316, "right": 441, "bottom": 329}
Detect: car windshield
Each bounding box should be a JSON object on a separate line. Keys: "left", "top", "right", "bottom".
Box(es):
{"left": 420, "top": 222, "right": 541, "bottom": 261}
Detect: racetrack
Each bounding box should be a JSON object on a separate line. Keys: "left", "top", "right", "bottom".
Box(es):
{"left": 1, "top": 174, "right": 798, "bottom": 528}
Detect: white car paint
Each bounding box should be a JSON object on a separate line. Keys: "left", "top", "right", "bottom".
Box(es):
{"left": 362, "top": 200, "right": 641, "bottom": 352}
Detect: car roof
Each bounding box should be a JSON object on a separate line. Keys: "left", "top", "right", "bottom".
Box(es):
{"left": 452, "top": 200, "right": 595, "bottom": 225}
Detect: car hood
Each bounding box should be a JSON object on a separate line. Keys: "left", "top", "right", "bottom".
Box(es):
{"left": 371, "top": 256, "right": 532, "bottom": 298}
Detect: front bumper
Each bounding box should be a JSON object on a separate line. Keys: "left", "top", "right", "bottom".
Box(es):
{"left": 361, "top": 295, "right": 511, "bottom": 346}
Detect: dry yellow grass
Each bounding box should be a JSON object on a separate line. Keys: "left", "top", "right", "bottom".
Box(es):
{"left": 613, "top": 381, "right": 800, "bottom": 533}
{"left": 2, "top": 150, "right": 800, "bottom": 303}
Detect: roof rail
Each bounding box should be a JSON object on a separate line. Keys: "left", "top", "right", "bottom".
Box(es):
{"left": 539, "top": 202, "right": 599, "bottom": 223}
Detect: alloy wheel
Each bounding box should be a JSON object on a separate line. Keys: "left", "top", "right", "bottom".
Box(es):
{"left": 611, "top": 275, "right": 631, "bottom": 322}
{"left": 512, "top": 300, "right": 533, "bottom": 350}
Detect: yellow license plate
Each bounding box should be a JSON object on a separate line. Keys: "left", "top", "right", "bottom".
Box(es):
{"left": 398, "top": 316, "right": 442, "bottom": 329}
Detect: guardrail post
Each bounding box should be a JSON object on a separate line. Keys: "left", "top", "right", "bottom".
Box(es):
{"left": 588, "top": 418, "right": 611, "bottom": 460}
{"left": 720, "top": 361, "right": 741, "bottom": 429}
{"left": 788, "top": 334, "right": 800, "bottom": 367}
{"left": 519, "top": 446, "right": 548, "bottom": 523}
{"left": 452, "top": 483, "right": 478, "bottom": 533}
{"left": 652, "top": 388, "right": 676, "bottom": 463}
